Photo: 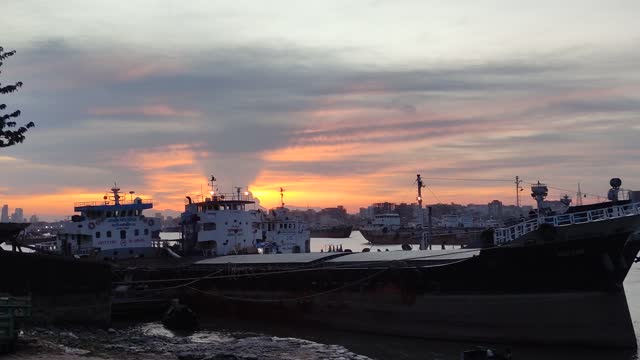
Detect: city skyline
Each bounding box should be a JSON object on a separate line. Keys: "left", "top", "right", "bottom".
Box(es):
{"left": 2, "top": 1, "right": 640, "bottom": 219}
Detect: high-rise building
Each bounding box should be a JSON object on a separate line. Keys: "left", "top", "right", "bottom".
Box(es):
{"left": 11, "top": 208, "right": 24, "bottom": 223}
{"left": 29, "top": 214, "right": 39, "bottom": 223}
{"left": 488, "top": 200, "right": 504, "bottom": 219}
{"left": 1, "top": 205, "right": 8, "bottom": 223}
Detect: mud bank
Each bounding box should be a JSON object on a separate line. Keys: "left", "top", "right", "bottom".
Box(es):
{"left": 5, "top": 323, "right": 371, "bottom": 360}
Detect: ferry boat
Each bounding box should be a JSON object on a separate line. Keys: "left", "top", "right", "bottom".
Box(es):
{"left": 55, "top": 186, "right": 161, "bottom": 259}
{"left": 180, "top": 177, "right": 310, "bottom": 256}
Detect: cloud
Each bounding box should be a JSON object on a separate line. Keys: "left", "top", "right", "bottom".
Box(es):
{"left": 3, "top": 38, "right": 640, "bottom": 217}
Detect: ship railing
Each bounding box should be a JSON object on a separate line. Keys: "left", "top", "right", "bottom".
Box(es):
{"left": 186, "top": 193, "right": 255, "bottom": 203}
{"left": 32, "top": 241, "right": 58, "bottom": 252}
{"left": 74, "top": 199, "right": 153, "bottom": 207}
{"left": 493, "top": 202, "right": 640, "bottom": 244}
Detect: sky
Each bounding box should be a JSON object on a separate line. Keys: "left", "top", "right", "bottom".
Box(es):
{"left": 1, "top": 0, "right": 640, "bottom": 220}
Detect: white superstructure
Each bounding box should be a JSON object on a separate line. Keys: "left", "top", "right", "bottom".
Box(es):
{"left": 180, "top": 177, "right": 310, "bottom": 256}
{"left": 362, "top": 213, "right": 403, "bottom": 232}
{"left": 56, "top": 186, "right": 161, "bottom": 259}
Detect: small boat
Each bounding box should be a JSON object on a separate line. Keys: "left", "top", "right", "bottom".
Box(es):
{"left": 162, "top": 299, "right": 198, "bottom": 331}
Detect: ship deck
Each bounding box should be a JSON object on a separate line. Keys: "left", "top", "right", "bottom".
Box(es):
{"left": 192, "top": 249, "right": 479, "bottom": 270}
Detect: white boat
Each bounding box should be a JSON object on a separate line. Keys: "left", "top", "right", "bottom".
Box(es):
{"left": 55, "top": 186, "right": 161, "bottom": 259}
{"left": 180, "top": 176, "right": 310, "bottom": 256}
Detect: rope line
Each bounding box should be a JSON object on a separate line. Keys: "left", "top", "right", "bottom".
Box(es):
{"left": 185, "top": 268, "right": 389, "bottom": 303}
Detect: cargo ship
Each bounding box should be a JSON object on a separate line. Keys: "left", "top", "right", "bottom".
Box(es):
{"left": 48, "top": 185, "right": 162, "bottom": 259}
{"left": 114, "top": 176, "right": 640, "bottom": 348}
{"left": 309, "top": 224, "right": 353, "bottom": 238}
{"left": 180, "top": 176, "right": 310, "bottom": 255}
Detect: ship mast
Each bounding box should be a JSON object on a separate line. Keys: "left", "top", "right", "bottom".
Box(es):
{"left": 515, "top": 176, "right": 523, "bottom": 208}
{"left": 111, "top": 183, "right": 121, "bottom": 205}
{"left": 208, "top": 175, "right": 217, "bottom": 198}
{"left": 416, "top": 174, "right": 429, "bottom": 250}
{"left": 280, "top": 187, "right": 286, "bottom": 208}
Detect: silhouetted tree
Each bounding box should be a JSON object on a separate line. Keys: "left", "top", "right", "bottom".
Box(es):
{"left": 1, "top": 47, "right": 34, "bottom": 148}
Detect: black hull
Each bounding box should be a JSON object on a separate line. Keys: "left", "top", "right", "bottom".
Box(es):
{"left": 310, "top": 225, "right": 353, "bottom": 238}
{"left": 115, "top": 215, "right": 640, "bottom": 347}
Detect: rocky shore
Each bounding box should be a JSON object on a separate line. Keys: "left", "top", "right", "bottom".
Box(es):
{"left": 5, "top": 323, "right": 372, "bottom": 360}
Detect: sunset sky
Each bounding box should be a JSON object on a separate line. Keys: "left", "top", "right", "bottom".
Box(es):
{"left": 2, "top": 1, "right": 640, "bottom": 220}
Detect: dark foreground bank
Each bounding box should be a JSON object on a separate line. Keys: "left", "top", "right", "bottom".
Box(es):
{"left": 3, "top": 323, "right": 371, "bottom": 360}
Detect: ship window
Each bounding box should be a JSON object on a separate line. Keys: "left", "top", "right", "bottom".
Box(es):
{"left": 106, "top": 231, "right": 112, "bottom": 238}
{"left": 203, "top": 223, "right": 216, "bottom": 231}
{"left": 95, "top": 232, "right": 101, "bottom": 239}
{"left": 144, "top": 229, "right": 149, "bottom": 235}
{"left": 128, "top": 210, "right": 133, "bottom": 217}
{"left": 120, "top": 230, "right": 126, "bottom": 239}
{"left": 134, "top": 229, "right": 139, "bottom": 236}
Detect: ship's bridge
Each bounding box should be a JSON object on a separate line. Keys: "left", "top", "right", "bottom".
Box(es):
{"left": 186, "top": 193, "right": 256, "bottom": 213}
{"left": 73, "top": 198, "right": 153, "bottom": 216}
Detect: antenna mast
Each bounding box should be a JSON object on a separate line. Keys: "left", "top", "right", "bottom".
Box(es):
{"left": 515, "top": 176, "right": 523, "bottom": 208}
{"left": 208, "top": 175, "right": 218, "bottom": 198}
{"left": 416, "top": 174, "right": 429, "bottom": 250}
{"left": 576, "top": 183, "right": 583, "bottom": 206}
{"left": 280, "top": 187, "right": 286, "bottom": 208}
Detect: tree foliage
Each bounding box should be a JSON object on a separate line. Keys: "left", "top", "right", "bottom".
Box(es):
{"left": 1, "top": 47, "right": 34, "bottom": 148}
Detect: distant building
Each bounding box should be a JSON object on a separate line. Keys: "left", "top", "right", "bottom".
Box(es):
{"left": 29, "top": 214, "right": 39, "bottom": 223}
{"left": 318, "top": 206, "right": 348, "bottom": 222}
{"left": 466, "top": 204, "right": 489, "bottom": 216}
{"left": 1, "top": 205, "right": 8, "bottom": 223}
{"left": 395, "top": 203, "right": 416, "bottom": 226}
{"left": 442, "top": 215, "right": 459, "bottom": 228}
{"left": 372, "top": 202, "right": 395, "bottom": 215}
{"left": 488, "top": 200, "right": 503, "bottom": 219}
{"left": 11, "top": 208, "right": 24, "bottom": 223}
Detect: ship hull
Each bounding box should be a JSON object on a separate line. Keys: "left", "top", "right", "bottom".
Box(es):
{"left": 360, "top": 229, "right": 416, "bottom": 245}
{"left": 116, "top": 215, "right": 640, "bottom": 347}
{"left": 310, "top": 225, "right": 353, "bottom": 238}
{"left": 190, "top": 290, "right": 635, "bottom": 348}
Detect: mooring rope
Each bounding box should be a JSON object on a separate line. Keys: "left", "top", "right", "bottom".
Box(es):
{"left": 184, "top": 268, "right": 389, "bottom": 303}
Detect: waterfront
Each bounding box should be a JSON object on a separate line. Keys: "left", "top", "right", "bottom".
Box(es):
{"left": 5, "top": 231, "right": 640, "bottom": 359}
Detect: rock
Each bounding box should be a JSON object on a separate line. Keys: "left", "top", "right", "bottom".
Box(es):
{"left": 206, "top": 354, "right": 240, "bottom": 360}
{"left": 162, "top": 299, "right": 199, "bottom": 331}
{"left": 108, "top": 328, "right": 117, "bottom": 334}
{"left": 177, "top": 352, "right": 208, "bottom": 360}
